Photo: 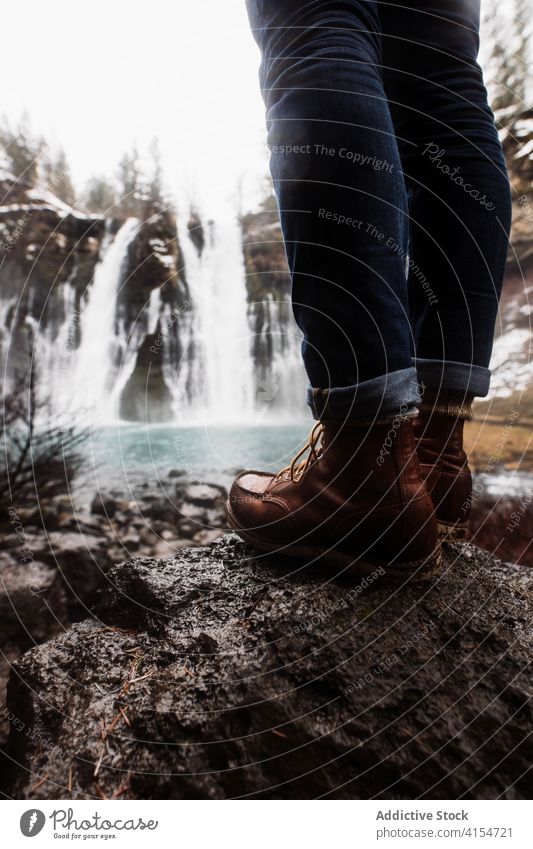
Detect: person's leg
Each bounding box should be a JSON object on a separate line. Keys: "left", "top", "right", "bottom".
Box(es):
{"left": 246, "top": 0, "right": 420, "bottom": 419}
{"left": 379, "top": 0, "right": 512, "bottom": 538}
{"left": 228, "top": 0, "right": 439, "bottom": 576}
{"left": 380, "top": 0, "right": 512, "bottom": 397}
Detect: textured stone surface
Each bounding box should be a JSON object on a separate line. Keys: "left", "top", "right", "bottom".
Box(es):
{"left": 1, "top": 535, "right": 531, "bottom": 800}
{"left": 0, "top": 556, "right": 68, "bottom": 646}
{"left": 0, "top": 555, "right": 69, "bottom": 745}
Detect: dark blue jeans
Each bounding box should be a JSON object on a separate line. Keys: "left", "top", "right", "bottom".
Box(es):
{"left": 246, "top": 0, "right": 512, "bottom": 418}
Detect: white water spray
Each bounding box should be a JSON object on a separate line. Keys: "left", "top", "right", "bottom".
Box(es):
{"left": 175, "top": 209, "right": 255, "bottom": 422}
{"left": 69, "top": 218, "right": 140, "bottom": 422}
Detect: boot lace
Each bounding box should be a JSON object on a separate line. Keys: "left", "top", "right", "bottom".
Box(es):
{"left": 274, "top": 422, "right": 325, "bottom": 484}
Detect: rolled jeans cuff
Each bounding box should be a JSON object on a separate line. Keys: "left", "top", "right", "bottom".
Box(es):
{"left": 307, "top": 367, "right": 422, "bottom": 420}
{"left": 413, "top": 358, "right": 491, "bottom": 398}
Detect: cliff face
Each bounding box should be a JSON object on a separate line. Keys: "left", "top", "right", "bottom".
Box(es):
{"left": 0, "top": 172, "right": 105, "bottom": 301}
{"left": 1, "top": 536, "right": 531, "bottom": 800}
{"left": 119, "top": 208, "right": 189, "bottom": 326}
{"left": 241, "top": 197, "right": 290, "bottom": 304}
{"left": 0, "top": 172, "right": 104, "bottom": 378}
{"left": 501, "top": 108, "right": 533, "bottom": 205}
{"left": 117, "top": 210, "right": 189, "bottom": 422}
{"left": 241, "top": 197, "right": 297, "bottom": 376}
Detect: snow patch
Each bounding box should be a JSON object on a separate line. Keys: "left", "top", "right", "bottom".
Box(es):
{"left": 489, "top": 328, "right": 532, "bottom": 397}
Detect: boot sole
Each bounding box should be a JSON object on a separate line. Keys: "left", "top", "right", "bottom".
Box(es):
{"left": 438, "top": 521, "right": 468, "bottom": 543}
{"left": 227, "top": 505, "right": 442, "bottom": 582}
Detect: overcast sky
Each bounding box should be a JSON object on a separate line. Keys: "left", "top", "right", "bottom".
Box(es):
{"left": 0, "top": 0, "right": 526, "bottom": 218}
{"left": 1, "top": 0, "right": 266, "bottom": 216}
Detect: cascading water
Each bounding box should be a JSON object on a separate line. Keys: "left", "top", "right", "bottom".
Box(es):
{"left": 174, "top": 208, "right": 255, "bottom": 423}
{"left": 7, "top": 196, "right": 307, "bottom": 427}
{"left": 251, "top": 294, "right": 307, "bottom": 423}
{"left": 32, "top": 279, "right": 79, "bottom": 418}
{"left": 69, "top": 218, "right": 140, "bottom": 423}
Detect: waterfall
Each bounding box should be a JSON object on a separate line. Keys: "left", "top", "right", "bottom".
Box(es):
{"left": 251, "top": 294, "right": 307, "bottom": 423}
{"left": 174, "top": 209, "right": 255, "bottom": 423}
{"left": 69, "top": 218, "right": 140, "bottom": 423}
{"left": 33, "top": 279, "right": 79, "bottom": 419}
{"left": 147, "top": 286, "right": 162, "bottom": 334}
{"left": 4, "top": 200, "right": 308, "bottom": 427}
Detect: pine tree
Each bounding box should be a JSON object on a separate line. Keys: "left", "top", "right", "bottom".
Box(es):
{"left": 84, "top": 175, "right": 117, "bottom": 214}
{"left": 0, "top": 113, "right": 43, "bottom": 184}
{"left": 146, "top": 137, "right": 164, "bottom": 207}
{"left": 116, "top": 146, "right": 141, "bottom": 216}
{"left": 46, "top": 148, "right": 76, "bottom": 206}
{"left": 513, "top": 0, "right": 532, "bottom": 108}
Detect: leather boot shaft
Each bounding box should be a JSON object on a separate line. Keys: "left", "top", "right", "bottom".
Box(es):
{"left": 413, "top": 413, "right": 472, "bottom": 534}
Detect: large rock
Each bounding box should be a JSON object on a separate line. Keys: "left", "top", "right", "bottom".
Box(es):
{"left": 469, "top": 491, "right": 533, "bottom": 567}
{"left": 6, "top": 531, "right": 114, "bottom": 620}
{"left": 174, "top": 481, "right": 227, "bottom": 507}
{"left": 0, "top": 556, "right": 68, "bottom": 647}
{"left": 90, "top": 492, "right": 118, "bottom": 518}
{"left": 0, "top": 555, "right": 69, "bottom": 746}
{"left": 173, "top": 482, "right": 228, "bottom": 538}
{"left": 2, "top": 536, "right": 531, "bottom": 800}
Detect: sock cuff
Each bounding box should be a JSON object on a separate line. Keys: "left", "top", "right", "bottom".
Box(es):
{"left": 321, "top": 409, "right": 419, "bottom": 428}
{"left": 419, "top": 389, "right": 473, "bottom": 421}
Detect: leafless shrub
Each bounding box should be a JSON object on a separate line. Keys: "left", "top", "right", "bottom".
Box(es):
{"left": 1, "top": 363, "right": 88, "bottom": 512}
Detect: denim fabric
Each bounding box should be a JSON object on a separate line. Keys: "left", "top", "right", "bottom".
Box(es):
{"left": 307, "top": 366, "right": 421, "bottom": 420}
{"left": 414, "top": 358, "right": 490, "bottom": 398}
{"left": 246, "top": 0, "right": 512, "bottom": 417}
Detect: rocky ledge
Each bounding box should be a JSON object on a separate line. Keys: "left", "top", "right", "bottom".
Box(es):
{"left": 1, "top": 536, "right": 531, "bottom": 800}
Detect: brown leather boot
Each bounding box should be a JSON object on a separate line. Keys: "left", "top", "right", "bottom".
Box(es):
{"left": 413, "top": 392, "right": 473, "bottom": 542}
{"left": 227, "top": 417, "right": 441, "bottom": 579}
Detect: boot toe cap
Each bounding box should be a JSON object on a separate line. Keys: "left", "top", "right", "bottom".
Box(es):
{"left": 227, "top": 471, "right": 276, "bottom": 531}
{"left": 234, "top": 471, "right": 274, "bottom": 495}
